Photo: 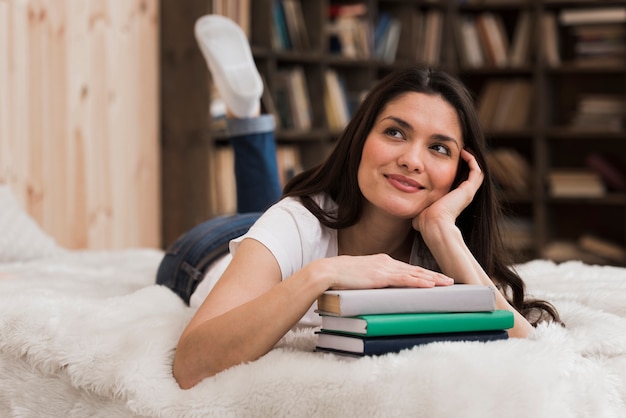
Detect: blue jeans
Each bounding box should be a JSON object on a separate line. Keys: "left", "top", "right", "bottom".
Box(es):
{"left": 227, "top": 115, "right": 281, "bottom": 213}
{"left": 156, "top": 116, "right": 280, "bottom": 304}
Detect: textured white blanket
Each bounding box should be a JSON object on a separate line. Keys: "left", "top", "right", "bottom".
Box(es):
{"left": 0, "top": 250, "right": 625, "bottom": 418}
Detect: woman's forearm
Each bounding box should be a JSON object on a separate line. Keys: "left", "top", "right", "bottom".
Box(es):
{"left": 420, "top": 221, "right": 533, "bottom": 338}
{"left": 173, "top": 264, "right": 328, "bottom": 389}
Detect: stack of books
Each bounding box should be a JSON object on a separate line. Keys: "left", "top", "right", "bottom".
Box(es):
{"left": 315, "top": 285, "right": 514, "bottom": 357}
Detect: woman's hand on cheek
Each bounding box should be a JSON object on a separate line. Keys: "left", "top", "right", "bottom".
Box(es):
{"left": 314, "top": 254, "right": 454, "bottom": 290}
{"left": 412, "top": 149, "right": 484, "bottom": 232}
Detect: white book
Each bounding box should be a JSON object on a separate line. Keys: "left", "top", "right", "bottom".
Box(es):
{"left": 316, "top": 284, "right": 496, "bottom": 317}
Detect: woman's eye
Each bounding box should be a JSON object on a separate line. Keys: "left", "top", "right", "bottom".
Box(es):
{"left": 431, "top": 144, "right": 450, "bottom": 155}
{"left": 384, "top": 127, "right": 403, "bottom": 139}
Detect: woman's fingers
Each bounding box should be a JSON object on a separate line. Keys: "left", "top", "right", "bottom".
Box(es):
{"left": 396, "top": 266, "right": 454, "bottom": 288}
{"left": 460, "top": 149, "right": 484, "bottom": 191}
{"left": 328, "top": 254, "right": 454, "bottom": 290}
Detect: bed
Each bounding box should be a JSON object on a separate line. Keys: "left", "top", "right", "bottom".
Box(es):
{"left": 1, "top": 185, "right": 625, "bottom": 418}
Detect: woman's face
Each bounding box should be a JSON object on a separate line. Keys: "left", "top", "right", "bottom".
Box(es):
{"left": 357, "top": 92, "right": 463, "bottom": 220}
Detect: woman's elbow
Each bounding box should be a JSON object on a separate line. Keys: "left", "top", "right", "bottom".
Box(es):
{"left": 173, "top": 364, "right": 197, "bottom": 389}
{"left": 172, "top": 336, "right": 215, "bottom": 390}
{"left": 173, "top": 348, "right": 199, "bottom": 389}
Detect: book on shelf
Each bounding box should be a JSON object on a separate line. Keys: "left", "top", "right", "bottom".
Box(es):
{"left": 578, "top": 234, "right": 626, "bottom": 265}
{"left": 276, "top": 145, "right": 303, "bottom": 188}
{"left": 320, "top": 310, "right": 514, "bottom": 337}
{"left": 317, "top": 285, "right": 496, "bottom": 317}
{"left": 475, "top": 12, "right": 509, "bottom": 68}
{"left": 477, "top": 80, "right": 506, "bottom": 128}
{"left": 271, "top": 0, "right": 291, "bottom": 50}
{"left": 498, "top": 217, "right": 534, "bottom": 251}
{"left": 456, "top": 10, "right": 530, "bottom": 69}
{"left": 543, "top": 235, "right": 626, "bottom": 266}
{"left": 260, "top": 75, "right": 281, "bottom": 129}
{"left": 274, "top": 72, "right": 294, "bottom": 129}
{"left": 327, "top": 3, "right": 371, "bottom": 59}
{"left": 542, "top": 12, "right": 561, "bottom": 67}
{"left": 374, "top": 11, "right": 392, "bottom": 50}
{"left": 585, "top": 153, "right": 626, "bottom": 193}
{"left": 328, "top": 2, "right": 367, "bottom": 19}
{"left": 559, "top": 7, "right": 626, "bottom": 26}
{"left": 568, "top": 23, "right": 626, "bottom": 67}
{"left": 273, "top": 66, "right": 312, "bottom": 130}
{"left": 281, "top": 0, "right": 310, "bottom": 51}
{"left": 509, "top": 11, "right": 532, "bottom": 67}
{"left": 477, "top": 79, "right": 533, "bottom": 131}
{"left": 421, "top": 9, "right": 444, "bottom": 66}
{"left": 315, "top": 329, "right": 509, "bottom": 357}
{"left": 570, "top": 94, "right": 626, "bottom": 132}
{"left": 548, "top": 169, "right": 606, "bottom": 197}
{"left": 542, "top": 240, "right": 610, "bottom": 265}
{"left": 456, "top": 15, "right": 485, "bottom": 68}
{"left": 373, "top": 12, "right": 401, "bottom": 63}
{"left": 490, "top": 79, "right": 533, "bottom": 131}
{"left": 486, "top": 148, "right": 531, "bottom": 193}
{"left": 547, "top": 169, "right": 606, "bottom": 198}
{"left": 323, "top": 69, "right": 351, "bottom": 131}
{"left": 287, "top": 66, "right": 312, "bottom": 130}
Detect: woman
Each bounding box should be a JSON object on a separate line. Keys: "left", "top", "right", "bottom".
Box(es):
{"left": 158, "top": 15, "right": 560, "bottom": 389}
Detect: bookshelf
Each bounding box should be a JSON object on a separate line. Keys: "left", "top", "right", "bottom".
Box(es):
{"left": 454, "top": 0, "right": 626, "bottom": 265}
{"left": 161, "top": 0, "right": 626, "bottom": 265}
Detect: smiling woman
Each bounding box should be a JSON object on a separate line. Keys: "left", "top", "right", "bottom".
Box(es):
{"left": 155, "top": 15, "right": 561, "bottom": 390}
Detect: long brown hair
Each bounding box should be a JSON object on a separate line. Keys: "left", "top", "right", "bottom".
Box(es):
{"left": 283, "top": 67, "right": 560, "bottom": 326}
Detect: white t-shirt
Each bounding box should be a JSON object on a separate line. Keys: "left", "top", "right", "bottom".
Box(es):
{"left": 189, "top": 195, "right": 339, "bottom": 327}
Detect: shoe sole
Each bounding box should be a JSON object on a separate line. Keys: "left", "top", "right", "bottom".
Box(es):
{"left": 194, "top": 15, "right": 263, "bottom": 118}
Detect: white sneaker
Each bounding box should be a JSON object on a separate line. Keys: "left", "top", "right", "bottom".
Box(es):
{"left": 194, "top": 15, "right": 263, "bottom": 118}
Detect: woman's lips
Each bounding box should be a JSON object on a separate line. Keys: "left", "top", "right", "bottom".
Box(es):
{"left": 385, "top": 174, "right": 423, "bottom": 192}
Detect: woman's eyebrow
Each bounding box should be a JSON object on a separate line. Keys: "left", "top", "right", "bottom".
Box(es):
{"left": 382, "top": 116, "right": 413, "bottom": 132}
{"left": 381, "top": 116, "right": 461, "bottom": 150}
{"left": 432, "top": 134, "right": 462, "bottom": 151}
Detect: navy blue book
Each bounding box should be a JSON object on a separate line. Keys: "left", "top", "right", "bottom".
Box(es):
{"left": 315, "top": 329, "right": 508, "bottom": 357}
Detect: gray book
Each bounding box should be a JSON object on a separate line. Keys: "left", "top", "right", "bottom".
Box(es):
{"left": 316, "top": 285, "right": 496, "bottom": 317}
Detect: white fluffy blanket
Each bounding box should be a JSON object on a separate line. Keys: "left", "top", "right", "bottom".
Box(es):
{"left": 1, "top": 250, "right": 625, "bottom": 418}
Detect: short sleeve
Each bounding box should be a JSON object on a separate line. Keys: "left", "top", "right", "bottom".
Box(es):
{"left": 230, "top": 196, "right": 337, "bottom": 280}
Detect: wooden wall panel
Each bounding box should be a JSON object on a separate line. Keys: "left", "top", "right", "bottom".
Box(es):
{"left": 0, "top": 0, "right": 160, "bottom": 249}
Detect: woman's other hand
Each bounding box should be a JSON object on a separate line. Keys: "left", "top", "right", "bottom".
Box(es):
{"left": 413, "top": 149, "right": 484, "bottom": 232}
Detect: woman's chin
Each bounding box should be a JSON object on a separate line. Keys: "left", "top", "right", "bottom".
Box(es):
{"left": 381, "top": 204, "right": 424, "bottom": 220}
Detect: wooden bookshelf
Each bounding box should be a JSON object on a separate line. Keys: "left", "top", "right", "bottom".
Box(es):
{"left": 160, "top": 0, "right": 626, "bottom": 265}
{"left": 455, "top": 0, "right": 626, "bottom": 265}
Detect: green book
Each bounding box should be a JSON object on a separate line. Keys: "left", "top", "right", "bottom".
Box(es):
{"left": 320, "top": 310, "right": 514, "bottom": 337}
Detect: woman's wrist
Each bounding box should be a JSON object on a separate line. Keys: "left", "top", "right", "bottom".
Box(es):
{"left": 301, "top": 259, "right": 334, "bottom": 293}
{"left": 418, "top": 216, "right": 461, "bottom": 247}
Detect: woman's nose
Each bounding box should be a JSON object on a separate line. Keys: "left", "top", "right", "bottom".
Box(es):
{"left": 398, "top": 146, "right": 424, "bottom": 173}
